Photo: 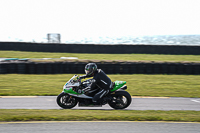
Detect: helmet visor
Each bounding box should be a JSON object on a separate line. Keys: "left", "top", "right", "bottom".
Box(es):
{"left": 85, "top": 70, "right": 91, "bottom": 75}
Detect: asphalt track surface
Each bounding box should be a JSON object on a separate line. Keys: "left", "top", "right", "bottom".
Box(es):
{"left": 0, "top": 121, "right": 200, "bottom": 133}
{"left": 0, "top": 96, "right": 200, "bottom": 110}
{"left": 1, "top": 96, "right": 200, "bottom": 133}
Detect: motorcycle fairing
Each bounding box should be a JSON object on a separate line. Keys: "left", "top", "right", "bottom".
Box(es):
{"left": 63, "top": 75, "right": 126, "bottom": 97}
{"left": 110, "top": 81, "right": 126, "bottom": 92}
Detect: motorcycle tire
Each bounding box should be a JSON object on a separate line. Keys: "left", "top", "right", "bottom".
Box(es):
{"left": 57, "top": 92, "right": 78, "bottom": 109}
{"left": 108, "top": 91, "right": 132, "bottom": 109}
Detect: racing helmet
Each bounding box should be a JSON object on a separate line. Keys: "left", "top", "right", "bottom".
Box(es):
{"left": 85, "top": 63, "right": 97, "bottom": 76}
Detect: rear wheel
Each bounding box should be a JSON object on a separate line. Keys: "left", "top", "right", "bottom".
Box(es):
{"left": 108, "top": 91, "right": 132, "bottom": 109}
{"left": 57, "top": 92, "right": 78, "bottom": 109}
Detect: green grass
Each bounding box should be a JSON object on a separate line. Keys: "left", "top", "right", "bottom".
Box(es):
{"left": 1, "top": 51, "right": 199, "bottom": 123}
{"left": 1, "top": 50, "right": 200, "bottom": 62}
{"left": 0, "top": 109, "right": 200, "bottom": 122}
{"left": 0, "top": 74, "right": 200, "bottom": 97}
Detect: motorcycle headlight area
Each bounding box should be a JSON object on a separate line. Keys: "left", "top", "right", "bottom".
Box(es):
{"left": 64, "top": 86, "right": 78, "bottom": 91}
{"left": 65, "top": 87, "right": 73, "bottom": 90}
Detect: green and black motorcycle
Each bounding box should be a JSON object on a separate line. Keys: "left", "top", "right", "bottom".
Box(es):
{"left": 57, "top": 75, "right": 132, "bottom": 109}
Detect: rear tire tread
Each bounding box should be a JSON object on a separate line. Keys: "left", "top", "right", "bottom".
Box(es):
{"left": 108, "top": 91, "right": 132, "bottom": 109}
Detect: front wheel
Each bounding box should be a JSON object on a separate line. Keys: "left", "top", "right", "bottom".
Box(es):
{"left": 57, "top": 92, "right": 78, "bottom": 109}
{"left": 108, "top": 91, "right": 132, "bottom": 109}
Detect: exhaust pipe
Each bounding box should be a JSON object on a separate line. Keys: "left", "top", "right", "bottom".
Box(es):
{"left": 120, "top": 85, "right": 127, "bottom": 90}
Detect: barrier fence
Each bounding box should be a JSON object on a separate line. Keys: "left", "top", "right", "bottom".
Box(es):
{"left": 1, "top": 42, "right": 200, "bottom": 55}
{"left": 0, "top": 61, "right": 200, "bottom": 75}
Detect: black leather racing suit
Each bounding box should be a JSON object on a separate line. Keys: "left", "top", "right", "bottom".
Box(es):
{"left": 82, "top": 69, "right": 112, "bottom": 103}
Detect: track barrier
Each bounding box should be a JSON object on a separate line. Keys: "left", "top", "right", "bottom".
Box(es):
{"left": 0, "top": 61, "right": 199, "bottom": 75}
{"left": 1, "top": 42, "right": 200, "bottom": 55}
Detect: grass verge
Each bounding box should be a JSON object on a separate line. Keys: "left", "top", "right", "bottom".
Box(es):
{"left": 1, "top": 50, "right": 200, "bottom": 62}
{"left": 1, "top": 74, "right": 200, "bottom": 97}
{"left": 0, "top": 109, "right": 200, "bottom": 122}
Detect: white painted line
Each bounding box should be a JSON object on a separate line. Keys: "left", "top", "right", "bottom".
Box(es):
{"left": 0, "top": 96, "right": 38, "bottom": 98}
{"left": 0, "top": 121, "right": 200, "bottom": 124}
{"left": 0, "top": 96, "right": 170, "bottom": 99}
{"left": 191, "top": 99, "right": 200, "bottom": 103}
{"left": 131, "top": 96, "right": 170, "bottom": 99}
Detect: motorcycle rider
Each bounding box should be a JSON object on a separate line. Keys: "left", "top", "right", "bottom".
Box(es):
{"left": 77, "top": 63, "right": 112, "bottom": 104}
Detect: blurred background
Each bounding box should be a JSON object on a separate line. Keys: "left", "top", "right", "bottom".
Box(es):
{"left": 0, "top": 0, "right": 200, "bottom": 45}
{"left": 1, "top": 0, "right": 200, "bottom": 127}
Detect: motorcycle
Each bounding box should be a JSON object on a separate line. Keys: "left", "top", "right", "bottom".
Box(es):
{"left": 56, "top": 75, "right": 132, "bottom": 109}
